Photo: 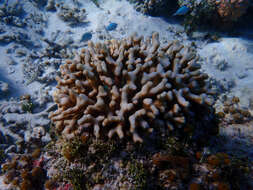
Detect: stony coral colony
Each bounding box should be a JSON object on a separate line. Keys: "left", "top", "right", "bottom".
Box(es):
{"left": 49, "top": 32, "right": 214, "bottom": 143}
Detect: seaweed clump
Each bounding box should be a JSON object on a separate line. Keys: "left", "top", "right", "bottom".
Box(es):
{"left": 56, "top": 3, "right": 87, "bottom": 26}
{"left": 128, "top": 160, "right": 149, "bottom": 190}
{"left": 47, "top": 136, "right": 121, "bottom": 190}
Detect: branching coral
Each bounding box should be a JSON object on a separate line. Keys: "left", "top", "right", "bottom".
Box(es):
{"left": 49, "top": 33, "right": 213, "bottom": 143}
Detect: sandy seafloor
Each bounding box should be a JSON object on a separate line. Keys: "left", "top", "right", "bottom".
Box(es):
{"left": 0, "top": 0, "right": 253, "bottom": 189}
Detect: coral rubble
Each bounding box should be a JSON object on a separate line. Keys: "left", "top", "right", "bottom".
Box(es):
{"left": 217, "top": 96, "right": 252, "bottom": 124}
{"left": 49, "top": 33, "right": 213, "bottom": 143}
{"left": 56, "top": 3, "right": 87, "bottom": 26}
{"left": 127, "top": 0, "right": 177, "bottom": 16}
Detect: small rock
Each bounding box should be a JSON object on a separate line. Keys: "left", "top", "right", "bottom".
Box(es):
{"left": 93, "top": 184, "right": 104, "bottom": 190}
{"left": 15, "top": 48, "right": 27, "bottom": 57}
{"left": 24, "top": 130, "right": 32, "bottom": 142}
{"left": 41, "top": 133, "right": 51, "bottom": 143}
{"left": 214, "top": 58, "right": 228, "bottom": 71}
{"left": 0, "top": 81, "right": 9, "bottom": 94}
{"left": 236, "top": 71, "right": 247, "bottom": 79}
{"left": 8, "top": 67, "right": 15, "bottom": 74}
{"left": 31, "top": 126, "right": 46, "bottom": 139}
{"left": 227, "top": 80, "right": 236, "bottom": 89}
{"left": 6, "top": 48, "right": 13, "bottom": 54}
{"left": 191, "top": 31, "right": 207, "bottom": 40}
{"left": 12, "top": 16, "right": 25, "bottom": 27}
{"left": 61, "top": 37, "right": 74, "bottom": 46}
{"left": 6, "top": 57, "right": 16, "bottom": 65}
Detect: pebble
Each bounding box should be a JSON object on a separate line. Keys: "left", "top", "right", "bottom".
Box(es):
{"left": 227, "top": 80, "right": 236, "bottom": 89}
{"left": 236, "top": 71, "right": 248, "bottom": 79}
{"left": 61, "top": 37, "right": 74, "bottom": 46}
{"left": 191, "top": 31, "right": 207, "bottom": 40}
{"left": 41, "top": 133, "right": 51, "bottom": 143}
{"left": 214, "top": 58, "right": 228, "bottom": 71}
{"left": 31, "top": 126, "right": 46, "bottom": 139}
{"left": 92, "top": 184, "right": 104, "bottom": 190}
{"left": 6, "top": 48, "right": 13, "bottom": 54}
{"left": 15, "top": 48, "right": 27, "bottom": 57}
{"left": 0, "top": 81, "right": 9, "bottom": 93}
{"left": 6, "top": 57, "right": 16, "bottom": 65}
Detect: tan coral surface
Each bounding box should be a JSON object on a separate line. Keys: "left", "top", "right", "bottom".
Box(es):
{"left": 49, "top": 33, "right": 213, "bottom": 142}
